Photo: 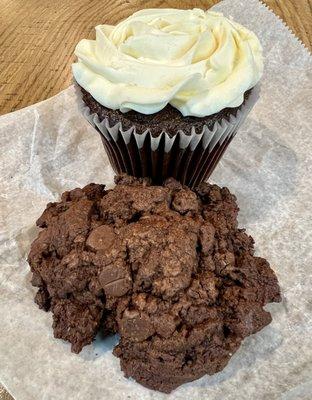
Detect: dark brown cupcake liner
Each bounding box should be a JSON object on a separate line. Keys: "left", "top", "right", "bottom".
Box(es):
{"left": 76, "top": 85, "right": 259, "bottom": 188}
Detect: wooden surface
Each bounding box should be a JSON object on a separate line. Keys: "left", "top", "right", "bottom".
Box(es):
{"left": 0, "top": 0, "right": 311, "bottom": 115}
{"left": 0, "top": 1, "right": 311, "bottom": 399}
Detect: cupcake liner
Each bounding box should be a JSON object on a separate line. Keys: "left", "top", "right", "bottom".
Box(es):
{"left": 76, "top": 84, "right": 260, "bottom": 188}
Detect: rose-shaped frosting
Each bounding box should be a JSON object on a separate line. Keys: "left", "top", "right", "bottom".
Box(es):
{"left": 73, "top": 8, "right": 263, "bottom": 117}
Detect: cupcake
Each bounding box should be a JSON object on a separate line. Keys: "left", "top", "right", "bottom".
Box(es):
{"left": 73, "top": 9, "right": 263, "bottom": 188}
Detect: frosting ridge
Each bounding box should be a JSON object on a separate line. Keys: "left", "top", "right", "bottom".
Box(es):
{"left": 73, "top": 8, "right": 263, "bottom": 117}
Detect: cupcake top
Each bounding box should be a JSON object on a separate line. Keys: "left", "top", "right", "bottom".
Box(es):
{"left": 73, "top": 8, "right": 263, "bottom": 117}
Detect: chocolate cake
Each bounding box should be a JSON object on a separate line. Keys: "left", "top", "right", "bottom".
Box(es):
{"left": 28, "top": 175, "right": 281, "bottom": 393}
{"left": 79, "top": 84, "right": 253, "bottom": 137}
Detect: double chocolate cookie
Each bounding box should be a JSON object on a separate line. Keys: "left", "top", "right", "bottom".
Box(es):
{"left": 28, "top": 175, "right": 281, "bottom": 393}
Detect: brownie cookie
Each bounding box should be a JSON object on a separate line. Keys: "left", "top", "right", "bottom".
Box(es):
{"left": 28, "top": 175, "right": 281, "bottom": 393}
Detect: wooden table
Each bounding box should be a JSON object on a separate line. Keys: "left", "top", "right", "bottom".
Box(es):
{"left": 0, "top": 0, "right": 311, "bottom": 399}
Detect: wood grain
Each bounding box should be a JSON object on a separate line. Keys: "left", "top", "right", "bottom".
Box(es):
{"left": 0, "top": 0, "right": 311, "bottom": 116}
{"left": 0, "top": 1, "right": 311, "bottom": 399}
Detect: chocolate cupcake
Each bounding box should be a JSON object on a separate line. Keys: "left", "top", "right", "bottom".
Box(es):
{"left": 73, "top": 9, "right": 263, "bottom": 188}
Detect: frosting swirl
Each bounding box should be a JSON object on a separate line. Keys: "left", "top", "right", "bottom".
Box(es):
{"left": 73, "top": 8, "right": 263, "bottom": 117}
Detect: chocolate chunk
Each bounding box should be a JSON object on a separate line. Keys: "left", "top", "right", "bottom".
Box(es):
{"left": 99, "top": 262, "right": 132, "bottom": 297}
{"left": 86, "top": 225, "right": 116, "bottom": 251}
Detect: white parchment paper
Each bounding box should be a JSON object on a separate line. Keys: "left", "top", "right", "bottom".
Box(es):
{"left": 1, "top": 1, "right": 312, "bottom": 399}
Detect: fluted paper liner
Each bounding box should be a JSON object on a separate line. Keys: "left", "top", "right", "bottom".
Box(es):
{"left": 76, "top": 85, "right": 259, "bottom": 188}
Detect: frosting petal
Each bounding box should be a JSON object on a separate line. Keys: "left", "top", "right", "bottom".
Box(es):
{"left": 73, "top": 9, "right": 263, "bottom": 117}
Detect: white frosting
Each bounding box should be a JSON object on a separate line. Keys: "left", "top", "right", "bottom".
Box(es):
{"left": 73, "top": 8, "right": 263, "bottom": 117}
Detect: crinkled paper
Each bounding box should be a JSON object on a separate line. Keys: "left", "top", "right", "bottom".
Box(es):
{"left": 0, "top": 1, "right": 311, "bottom": 399}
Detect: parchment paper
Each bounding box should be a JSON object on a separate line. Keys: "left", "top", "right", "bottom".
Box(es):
{"left": 0, "top": 1, "right": 311, "bottom": 399}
